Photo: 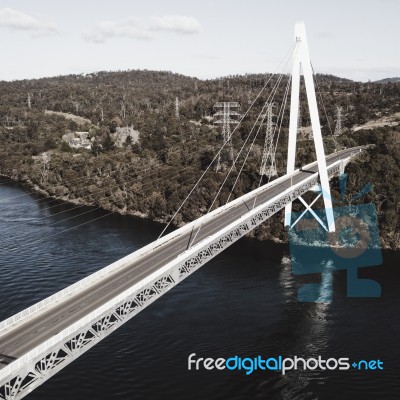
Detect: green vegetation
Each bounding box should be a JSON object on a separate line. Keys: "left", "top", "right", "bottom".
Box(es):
{"left": 0, "top": 70, "right": 399, "bottom": 248}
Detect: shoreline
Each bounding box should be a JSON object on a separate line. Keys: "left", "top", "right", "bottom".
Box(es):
{"left": 0, "top": 173, "right": 396, "bottom": 251}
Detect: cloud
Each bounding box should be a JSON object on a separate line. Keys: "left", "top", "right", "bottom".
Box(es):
{"left": 149, "top": 15, "right": 201, "bottom": 34}
{"left": 83, "top": 18, "right": 152, "bottom": 43}
{"left": 0, "top": 8, "right": 58, "bottom": 36}
{"left": 83, "top": 15, "right": 201, "bottom": 44}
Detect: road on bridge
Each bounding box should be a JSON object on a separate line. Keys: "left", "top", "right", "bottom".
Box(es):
{"left": 0, "top": 146, "right": 364, "bottom": 364}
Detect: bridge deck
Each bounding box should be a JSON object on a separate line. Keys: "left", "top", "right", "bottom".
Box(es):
{"left": 0, "top": 147, "right": 362, "bottom": 365}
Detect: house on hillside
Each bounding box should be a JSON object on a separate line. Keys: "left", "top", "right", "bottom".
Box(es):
{"left": 62, "top": 131, "right": 92, "bottom": 150}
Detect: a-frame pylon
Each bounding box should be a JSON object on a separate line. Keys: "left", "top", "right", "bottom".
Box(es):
{"left": 284, "top": 22, "right": 335, "bottom": 232}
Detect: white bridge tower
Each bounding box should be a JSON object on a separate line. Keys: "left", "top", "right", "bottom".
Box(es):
{"left": 284, "top": 22, "right": 335, "bottom": 232}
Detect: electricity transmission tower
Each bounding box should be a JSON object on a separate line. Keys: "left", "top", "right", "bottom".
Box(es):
{"left": 334, "top": 106, "right": 342, "bottom": 136}
{"left": 175, "top": 97, "right": 180, "bottom": 121}
{"left": 213, "top": 102, "right": 240, "bottom": 171}
{"left": 259, "top": 103, "right": 277, "bottom": 177}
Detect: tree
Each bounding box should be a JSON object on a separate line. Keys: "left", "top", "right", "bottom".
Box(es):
{"left": 102, "top": 133, "right": 115, "bottom": 152}
{"left": 44, "top": 137, "right": 57, "bottom": 151}
{"left": 131, "top": 142, "right": 141, "bottom": 154}
{"left": 91, "top": 141, "right": 103, "bottom": 156}
{"left": 60, "top": 141, "right": 72, "bottom": 152}
{"left": 124, "top": 135, "right": 132, "bottom": 147}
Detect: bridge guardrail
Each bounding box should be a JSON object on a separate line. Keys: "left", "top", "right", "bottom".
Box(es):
{"left": 0, "top": 147, "right": 364, "bottom": 335}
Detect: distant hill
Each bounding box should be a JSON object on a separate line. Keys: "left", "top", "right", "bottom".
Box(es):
{"left": 374, "top": 77, "right": 400, "bottom": 84}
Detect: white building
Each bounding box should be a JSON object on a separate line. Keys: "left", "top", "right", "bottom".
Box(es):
{"left": 63, "top": 131, "right": 92, "bottom": 150}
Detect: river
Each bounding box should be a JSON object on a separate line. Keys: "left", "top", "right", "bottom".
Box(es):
{"left": 0, "top": 183, "right": 398, "bottom": 399}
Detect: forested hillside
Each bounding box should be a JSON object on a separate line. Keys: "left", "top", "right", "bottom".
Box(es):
{"left": 0, "top": 69, "right": 399, "bottom": 248}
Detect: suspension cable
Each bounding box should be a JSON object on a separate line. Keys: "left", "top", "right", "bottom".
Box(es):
{"left": 186, "top": 75, "right": 288, "bottom": 248}
{"left": 209, "top": 73, "right": 286, "bottom": 212}
{"left": 228, "top": 72, "right": 292, "bottom": 205}
{"left": 249, "top": 69, "right": 292, "bottom": 211}
{"left": 187, "top": 49, "right": 296, "bottom": 248}
{"left": 157, "top": 42, "right": 297, "bottom": 240}
{"left": 311, "top": 63, "right": 334, "bottom": 136}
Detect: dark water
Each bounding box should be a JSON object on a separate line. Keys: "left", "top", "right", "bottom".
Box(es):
{"left": 0, "top": 184, "right": 399, "bottom": 400}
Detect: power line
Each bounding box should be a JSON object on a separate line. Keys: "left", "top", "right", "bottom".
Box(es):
{"left": 0, "top": 127, "right": 234, "bottom": 244}
{"left": 0, "top": 170, "right": 202, "bottom": 254}
{"left": 0, "top": 131, "right": 221, "bottom": 209}
{"left": 0, "top": 159, "right": 214, "bottom": 247}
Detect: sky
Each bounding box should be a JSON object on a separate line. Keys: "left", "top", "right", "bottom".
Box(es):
{"left": 0, "top": 0, "right": 399, "bottom": 82}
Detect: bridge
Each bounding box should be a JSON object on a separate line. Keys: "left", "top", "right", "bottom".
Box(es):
{"left": 0, "top": 22, "right": 369, "bottom": 399}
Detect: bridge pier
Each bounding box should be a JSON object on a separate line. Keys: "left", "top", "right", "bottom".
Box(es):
{"left": 339, "top": 159, "right": 347, "bottom": 175}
